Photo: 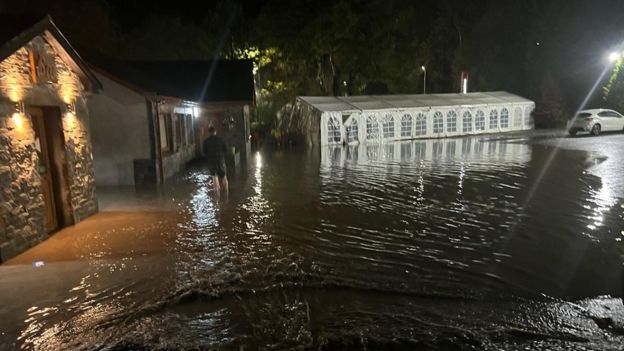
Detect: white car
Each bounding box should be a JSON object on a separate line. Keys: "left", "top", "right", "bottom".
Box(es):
{"left": 568, "top": 109, "right": 624, "bottom": 136}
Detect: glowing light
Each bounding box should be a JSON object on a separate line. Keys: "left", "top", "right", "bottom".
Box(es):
{"left": 66, "top": 102, "right": 75, "bottom": 115}
{"left": 421, "top": 65, "right": 426, "bottom": 71}
{"left": 608, "top": 51, "right": 621, "bottom": 63}
{"left": 12, "top": 112, "right": 23, "bottom": 127}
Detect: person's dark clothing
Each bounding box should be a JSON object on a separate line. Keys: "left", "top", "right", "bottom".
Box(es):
{"left": 203, "top": 135, "right": 227, "bottom": 178}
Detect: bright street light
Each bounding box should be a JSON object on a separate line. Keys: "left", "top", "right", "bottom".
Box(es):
{"left": 609, "top": 51, "right": 621, "bottom": 63}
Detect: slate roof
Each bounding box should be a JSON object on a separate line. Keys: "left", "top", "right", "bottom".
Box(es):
{"left": 90, "top": 58, "right": 255, "bottom": 103}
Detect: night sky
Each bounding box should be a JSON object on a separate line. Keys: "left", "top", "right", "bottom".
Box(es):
{"left": 2, "top": 0, "right": 624, "bottom": 115}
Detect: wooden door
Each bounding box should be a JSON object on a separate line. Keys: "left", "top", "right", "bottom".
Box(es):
{"left": 30, "top": 107, "right": 58, "bottom": 232}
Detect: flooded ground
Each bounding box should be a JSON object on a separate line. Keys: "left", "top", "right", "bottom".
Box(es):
{"left": 1, "top": 132, "right": 624, "bottom": 350}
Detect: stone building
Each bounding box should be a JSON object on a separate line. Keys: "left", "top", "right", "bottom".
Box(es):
{"left": 87, "top": 59, "right": 254, "bottom": 185}
{"left": 0, "top": 16, "right": 101, "bottom": 262}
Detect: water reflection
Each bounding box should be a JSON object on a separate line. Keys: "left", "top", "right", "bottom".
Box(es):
{"left": 2, "top": 137, "right": 624, "bottom": 350}
{"left": 322, "top": 137, "right": 530, "bottom": 170}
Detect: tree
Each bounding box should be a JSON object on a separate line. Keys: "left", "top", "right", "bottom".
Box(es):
{"left": 603, "top": 58, "right": 624, "bottom": 112}
{"left": 534, "top": 71, "right": 568, "bottom": 127}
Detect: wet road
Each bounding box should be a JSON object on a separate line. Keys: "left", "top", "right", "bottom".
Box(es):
{"left": 1, "top": 131, "right": 624, "bottom": 350}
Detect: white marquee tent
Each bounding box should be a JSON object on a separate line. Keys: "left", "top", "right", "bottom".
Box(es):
{"left": 279, "top": 92, "right": 535, "bottom": 146}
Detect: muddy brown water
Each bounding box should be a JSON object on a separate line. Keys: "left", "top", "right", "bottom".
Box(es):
{"left": 1, "top": 135, "right": 624, "bottom": 350}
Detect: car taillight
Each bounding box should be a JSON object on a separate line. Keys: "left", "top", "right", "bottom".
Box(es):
{"left": 584, "top": 117, "right": 593, "bottom": 122}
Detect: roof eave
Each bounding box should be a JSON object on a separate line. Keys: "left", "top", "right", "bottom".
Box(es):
{"left": 0, "top": 15, "right": 102, "bottom": 93}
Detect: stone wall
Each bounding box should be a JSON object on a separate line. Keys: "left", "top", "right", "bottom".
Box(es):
{"left": 0, "top": 103, "right": 45, "bottom": 261}
{"left": 0, "top": 35, "right": 97, "bottom": 262}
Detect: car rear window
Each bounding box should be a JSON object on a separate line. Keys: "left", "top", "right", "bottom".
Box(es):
{"left": 577, "top": 113, "right": 592, "bottom": 118}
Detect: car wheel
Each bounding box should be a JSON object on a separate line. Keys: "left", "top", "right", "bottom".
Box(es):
{"left": 568, "top": 129, "right": 577, "bottom": 136}
{"left": 591, "top": 124, "right": 601, "bottom": 136}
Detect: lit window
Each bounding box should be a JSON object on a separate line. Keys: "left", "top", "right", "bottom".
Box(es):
{"left": 346, "top": 118, "right": 358, "bottom": 143}
{"left": 446, "top": 110, "right": 457, "bottom": 133}
{"left": 327, "top": 116, "right": 341, "bottom": 143}
{"left": 475, "top": 110, "right": 485, "bottom": 131}
{"left": 415, "top": 112, "right": 427, "bottom": 135}
{"left": 462, "top": 111, "right": 473, "bottom": 132}
{"left": 524, "top": 107, "right": 532, "bottom": 126}
{"left": 366, "top": 115, "right": 380, "bottom": 140}
{"left": 382, "top": 114, "right": 395, "bottom": 139}
{"left": 433, "top": 111, "right": 444, "bottom": 133}
{"left": 489, "top": 110, "right": 498, "bottom": 129}
{"left": 400, "top": 114, "right": 412, "bottom": 137}
{"left": 514, "top": 107, "right": 522, "bottom": 127}
{"left": 500, "top": 108, "right": 509, "bottom": 128}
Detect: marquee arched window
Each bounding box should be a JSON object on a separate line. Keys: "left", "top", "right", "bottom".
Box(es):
{"left": 327, "top": 115, "right": 341, "bottom": 143}
{"left": 462, "top": 111, "right": 473, "bottom": 132}
{"left": 400, "top": 114, "right": 412, "bottom": 137}
{"left": 489, "top": 110, "right": 498, "bottom": 129}
{"left": 475, "top": 110, "right": 486, "bottom": 131}
{"left": 382, "top": 114, "right": 395, "bottom": 139}
{"left": 346, "top": 118, "right": 359, "bottom": 143}
{"left": 500, "top": 108, "right": 510, "bottom": 128}
{"left": 514, "top": 107, "right": 522, "bottom": 127}
{"left": 366, "top": 115, "right": 380, "bottom": 140}
{"left": 433, "top": 111, "right": 444, "bottom": 133}
{"left": 446, "top": 110, "right": 457, "bottom": 133}
{"left": 415, "top": 112, "right": 427, "bottom": 135}
{"left": 524, "top": 106, "right": 532, "bottom": 126}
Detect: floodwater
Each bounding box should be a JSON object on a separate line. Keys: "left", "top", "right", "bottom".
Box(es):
{"left": 1, "top": 134, "right": 624, "bottom": 350}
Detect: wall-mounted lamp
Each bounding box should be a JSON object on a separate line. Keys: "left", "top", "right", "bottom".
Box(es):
{"left": 14, "top": 101, "right": 25, "bottom": 115}
{"left": 12, "top": 101, "right": 25, "bottom": 128}
{"left": 66, "top": 102, "right": 75, "bottom": 115}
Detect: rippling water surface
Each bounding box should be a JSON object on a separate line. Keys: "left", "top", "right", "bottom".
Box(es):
{"left": 1, "top": 135, "right": 623, "bottom": 350}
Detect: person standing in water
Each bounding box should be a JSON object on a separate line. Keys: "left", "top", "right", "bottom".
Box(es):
{"left": 202, "top": 126, "right": 229, "bottom": 196}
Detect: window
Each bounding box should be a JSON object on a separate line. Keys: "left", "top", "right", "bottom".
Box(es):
{"left": 159, "top": 113, "right": 173, "bottom": 152}
{"left": 446, "top": 110, "right": 457, "bottom": 133}
{"left": 366, "top": 115, "right": 380, "bottom": 140}
{"left": 327, "top": 116, "right": 341, "bottom": 143}
{"left": 383, "top": 114, "right": 395, "bottom": 139}
{"left": 175, "top": 113, "right": 185, "bottom": 148}
{"left": 514, "top": 107, "right": 522, "bottom": 127}
{"left": 415, "top": 112, "right": 427, "bottom": 135}
{"left": 185, "top": 115, "right": 193, "bottom": 145}
{"left": 489, "top": 110, "right": 498, "bottom": 129}
{"left": 524, "top": 107, "right": 531, "bottom": 126}
{"left": 603, "top": 110, "right": 623, "bottom": 118}
{"left": 400, "top": 114, "right": 412, "bottom": 137}
{"left": 346, "top": 118, "right": 358, "bottom": 143}
{"left": 462, "top": 111, "right": 473, "bottom": 132}
{"left": 500, "top": 108, "right": 509, "bottom": 128}
{"left": 475, "top": 110, "right": 485, "bottom": 131}
{"left": 433, "top": 111, "right": 444, "bottom": 133}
